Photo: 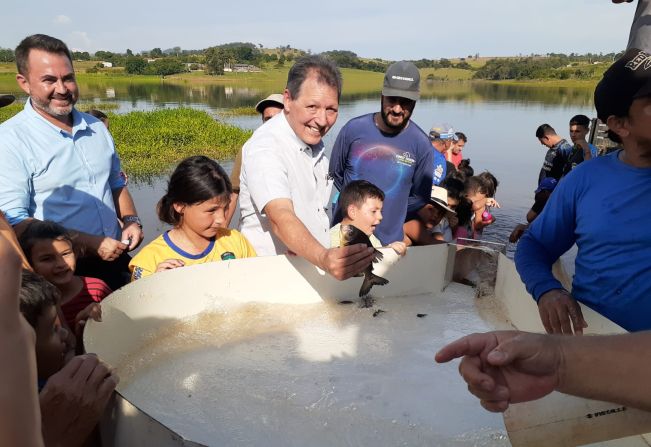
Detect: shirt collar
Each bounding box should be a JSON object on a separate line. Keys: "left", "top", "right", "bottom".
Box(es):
{"left": 24, "top": 98, "right": 89, "bottom": 136}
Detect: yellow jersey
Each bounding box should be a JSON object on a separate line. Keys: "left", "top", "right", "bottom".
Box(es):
{"left": 129, "top": 228, "right": 256, "bottom": 281}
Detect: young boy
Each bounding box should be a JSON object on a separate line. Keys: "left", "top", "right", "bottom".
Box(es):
{"left": 18, "top": 270, "right": 75, "bottom": 386}
{"left": 403, "top": 185, "right": 457, "bottom": 246}
{"left": 331, "top": 180, "right": 406, "bottom": 255}
{"left": 19, "top": 221, "right": 108, "bottom": 338}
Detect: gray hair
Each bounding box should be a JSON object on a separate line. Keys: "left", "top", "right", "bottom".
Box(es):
{"left": 286, "top": 55, "right": 342, "bottom": 100}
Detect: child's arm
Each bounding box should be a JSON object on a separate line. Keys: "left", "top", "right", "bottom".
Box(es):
{"left": 155, "top": 258, "right": 185, "bottom": 272}
{"left": 74, "top": 303, "right": 102, "bottom": 336}
{"left": 387, "top": 241, "right": 407, "bottom": 256}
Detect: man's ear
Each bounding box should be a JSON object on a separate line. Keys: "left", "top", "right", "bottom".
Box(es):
{"left": 16, "top": 73, "right": 30, "bottom": 96}
{"left": 606, "top": 115, "right": 629, "bottom": 141}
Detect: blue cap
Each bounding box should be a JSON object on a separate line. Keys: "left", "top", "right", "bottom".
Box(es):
{"left": 535, "top": 178, "right": 558, "bottom": 193}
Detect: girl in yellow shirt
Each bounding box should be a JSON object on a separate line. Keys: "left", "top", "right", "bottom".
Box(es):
{"left": 129, "top": 156, "right": 256, "bottom": 281}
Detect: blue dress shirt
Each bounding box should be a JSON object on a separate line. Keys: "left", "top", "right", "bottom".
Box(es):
{"left": 0, "top": 100, "right": 125, "bottom": 239}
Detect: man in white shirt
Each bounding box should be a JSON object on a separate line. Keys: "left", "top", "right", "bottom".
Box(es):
{"left": 239, "top": 55, "right": 375, "bottom": 280}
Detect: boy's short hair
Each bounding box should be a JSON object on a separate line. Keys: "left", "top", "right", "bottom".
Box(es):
{"left": 569, "top": 114, "right": 591, "bottom": 128}
{"left": 18, "top": 220, "right": 73, "bottom": 265}
{"left": 19, "top": 270, "right": 61, "bottom": 328}
{"left": 339, "top": 180, "right": 385, "bottom": 219}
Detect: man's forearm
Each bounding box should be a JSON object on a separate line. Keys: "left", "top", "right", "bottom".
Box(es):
{"left": 559, "top": 332, "right": 651, "bottom": 411}
{"left": 112, "top": 187, "right": 138, "bottom": 219}
{"left": 268, "top": 207, "right": 326, "bottom": 268}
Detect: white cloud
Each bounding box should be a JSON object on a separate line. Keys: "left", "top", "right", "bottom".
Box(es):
{"left": 68, "top": 31, "right": 92, "bottom": 51}
{"left": 53, "top": 15, "right": 71, "bottom": 25}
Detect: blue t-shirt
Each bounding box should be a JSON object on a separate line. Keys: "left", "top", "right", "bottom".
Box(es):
{"left": 515, "top": 150, "right": 651, "bottom": 331}
{"left": 433, "top": 150, "right": 446, "bottom": 185}
{"left": 329, "top": 114, "right": 434, "bottom": 245}
{"left": 589, "top": 143, "right": 598, "bottom": 159}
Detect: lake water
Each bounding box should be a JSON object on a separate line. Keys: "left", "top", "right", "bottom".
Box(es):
{"left": 2, "top": 78, "right": 597, "bottom": 255}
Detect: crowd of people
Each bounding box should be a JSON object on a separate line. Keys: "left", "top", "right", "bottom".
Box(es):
{"left": 1, "top": 0, "right": 651, "bottom": 443}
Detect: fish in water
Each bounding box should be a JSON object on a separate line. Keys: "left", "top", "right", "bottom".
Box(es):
{"left": 340, "top": 224, "right": 389, "bottom": 297}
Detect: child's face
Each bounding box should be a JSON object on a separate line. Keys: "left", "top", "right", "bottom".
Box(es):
{"left": 35, "top": 305, "right": 74, "bottom": 380}
{"left": 30, "top": 238, "right": 76, "bottom": 287}
{"left": 417, "top": 204, "right": 445, "bottom": 230}
{"left": 175, "top": 195, "right": 230, "bottom": 239}
{"left": 348, "top": 197, "right": 383, "bottom": 236}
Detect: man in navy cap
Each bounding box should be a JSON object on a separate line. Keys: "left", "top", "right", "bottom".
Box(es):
{"left": 516, "top": 48, "right": 651, "bottom": 334}
{"left": 329, "top": 61, "right": 433, "bottom": 246}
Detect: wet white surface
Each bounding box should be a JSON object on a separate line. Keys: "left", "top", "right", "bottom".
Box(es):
{"left": 118, "top": 283, "right": 513, "bottom": 447}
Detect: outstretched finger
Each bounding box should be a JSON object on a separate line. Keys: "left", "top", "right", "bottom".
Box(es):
{"left": 558, "top": 307, "right": 574, "bottom": 335}
{"left": 435, "top": 333, "right": 499, "bottom": 363}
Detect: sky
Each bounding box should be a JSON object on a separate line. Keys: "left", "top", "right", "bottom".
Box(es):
{"left": 1, "top": 0, "right": 635, "bottom": 59}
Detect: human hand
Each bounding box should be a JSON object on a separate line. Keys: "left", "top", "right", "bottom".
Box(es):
{"left": 388, "top": 241, "right": 407, "bottom": 256}
{"left": 155, "top": 259, "right": 185, "bottom": 272}
{"left": 486, "top": 198, "right": 501, "bottom": 208}
{"left": 318, "top": 245, "right": 375, "bottom": 280}
{"left": 39, "top": 354, "right": 119, "bottom": 447}
{"left": 538, "top": 289, "right": 587, "bottom": 335}
{"left": 94, "top": 237, "right": 128, "bottom": 261}
{"left": 509, "top": 223, "right": 528, "bottom": 243}
{"left": 121, "top": 222, "right": 144, "bottom": 251}
{"left": 435, "top": 331, "right": 562, "bottom": 412}
{"left": 74, "top": 303, "right": 102, "bottom": 337}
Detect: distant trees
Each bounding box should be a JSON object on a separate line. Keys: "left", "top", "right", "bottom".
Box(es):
{"left": 125, "top": 57, "right": 147, "bottom": 74}
{"left": 203, "top": 42, "right": 265, "bottom": 75}
{"left": 320, "top": 50, "right": 387, "bottom": 72}
{"left": 150, "top": 48, "right": 164, "bottom": 58}
{"left": 0, "top": 48, "right": 15, "bottom": 62}
{"left": 124, "top": 56, "right": 186, "bottom": 76}
{"left": 472, "top": 55, "right": 605, "bottom": 80}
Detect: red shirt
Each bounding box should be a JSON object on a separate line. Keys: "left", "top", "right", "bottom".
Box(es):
{"left": 61, "top": 276, "right": 111, "bottom": 329}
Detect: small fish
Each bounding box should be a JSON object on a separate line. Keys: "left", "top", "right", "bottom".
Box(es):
{"left": 340, "top": 224, "right": 389, "bottom": 297}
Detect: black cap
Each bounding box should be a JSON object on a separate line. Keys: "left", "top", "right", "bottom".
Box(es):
{"left": 594, "top": 48, "right": 651, "bottom": 122}
{"left": 382, "top": 61, "right": 420, "bottom": 101}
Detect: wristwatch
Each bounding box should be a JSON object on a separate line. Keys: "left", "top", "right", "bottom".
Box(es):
{"left": 123, "top": 215, "right": 142, "bottom": 229}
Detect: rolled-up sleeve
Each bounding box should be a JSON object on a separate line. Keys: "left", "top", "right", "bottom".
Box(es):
{"left": 242, "top": 143, "right": 290, "bottom": 213}
{"left": 0, "top": 142, "right": 32, "bottom": 226}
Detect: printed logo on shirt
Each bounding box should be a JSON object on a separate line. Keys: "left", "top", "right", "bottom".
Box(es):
{"left": 132, "top": 266, "right": 143, "bottom": 280}
{"left": 433, "top": 163, "right": 444, "bottom": 183}
{"left": 395, "top": 151, "right": 416, "bottom": 167}
{"left": 221, "top": 252, "right": 236, "bottom": 260}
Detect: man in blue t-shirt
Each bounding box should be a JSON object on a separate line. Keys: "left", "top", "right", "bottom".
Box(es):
{"left": 329, "top": 61, "right": 433, "bottom": 245}
{"left": 516, "top": 48, "right": 651, "bottom": 334}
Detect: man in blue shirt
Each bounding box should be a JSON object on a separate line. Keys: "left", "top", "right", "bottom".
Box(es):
{"left": 516, "top": 48, "right": 651, "bottom": 334}
{"left": 329, "top": 61, "right": 434, "bottom": 245}
{"left": 0, "top": 34, "right": 143, "bottom": 289}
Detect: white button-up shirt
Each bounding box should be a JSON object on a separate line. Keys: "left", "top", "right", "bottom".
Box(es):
{"left": 239, "top": 112, "right": 332, "bottom": 256}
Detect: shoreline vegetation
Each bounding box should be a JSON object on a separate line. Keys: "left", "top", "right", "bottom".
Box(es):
{"left": 0, "top": 55, "right": 600, "bottom": 180}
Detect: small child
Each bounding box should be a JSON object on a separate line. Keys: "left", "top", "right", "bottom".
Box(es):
{"left": 331, "top": 180, "right": 406, "bottom": 255}
{"left": 18, "top": 270, "right": 75, "bottom": 385}
{"left": 403, "top": 185, "right": 457, "bottom": 246}
{"left": 130, "top": 155, "right": 256, "bottom": 280}
{"left": 19, "top": 221, "right": 108, "bottom": 336}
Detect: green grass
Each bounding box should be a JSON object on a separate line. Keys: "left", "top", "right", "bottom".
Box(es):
{"left": 218, "top": 107, "right": 258, "bottom": 117}
{"left": 421, "top": 68, "right": 475, "bottom": 81}
{"left": 109, "top": 108, "right": 252, "bottom": 180}
{"left": 0, "top": 105, "right": 252, "bottom": 180}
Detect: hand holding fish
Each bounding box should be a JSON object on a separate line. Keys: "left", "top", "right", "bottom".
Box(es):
{"left": 318, "top": 244, "right": 376, "bottom": 281}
